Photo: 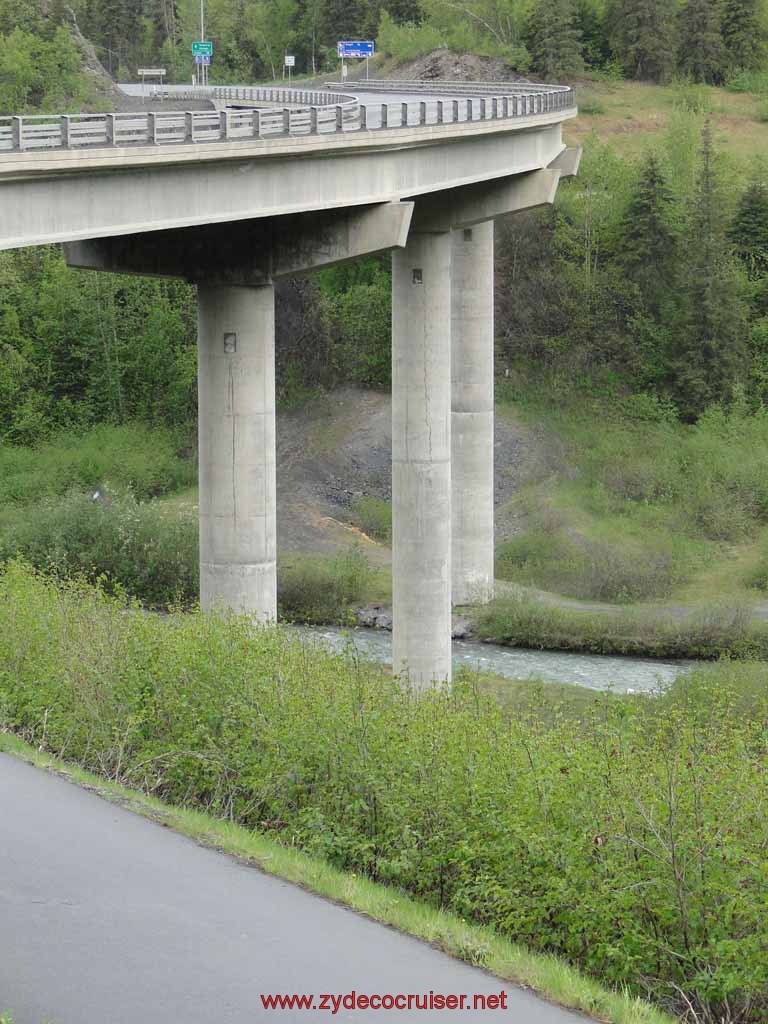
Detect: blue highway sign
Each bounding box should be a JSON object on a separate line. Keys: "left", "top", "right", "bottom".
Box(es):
{"left": 337, "top": 40, "right": 375, "bottom": 58}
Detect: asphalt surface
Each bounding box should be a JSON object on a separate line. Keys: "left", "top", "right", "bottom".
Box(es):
{"left": 0, "top": 753, "right": 588, "bottom": 1024}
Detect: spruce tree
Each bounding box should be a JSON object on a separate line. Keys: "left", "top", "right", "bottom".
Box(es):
{"left": 671, "top": 123, "right": 747, "bottom": 419}
{"left": 721, "top": 0, "right": 767, "bottom": 76}
{"left": 526, "top": 0, "right": 585, "bottom": 79}
{"left": 618, "top": 152, "right": 677, "bottom": 312}
{"left": 678, "top": 0, "right": 725, "bottom": 84}
{"left": 730, "top": 180, "right": 768, "bottom": 279}
{"left": 608, "top": 0, "right": 676, "bottom": 82}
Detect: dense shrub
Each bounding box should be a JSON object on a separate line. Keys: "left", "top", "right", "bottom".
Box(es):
{"left": 351, "top": 496, "right": 392, "bottom": 542}
{"left": 1, "top": 563, "right": 766, "bottom": 1023}
{"left": 474, "top": 592, "right": 767, "bottom": 659}
{"left": 278, "top": 548, "right": 373, "bottom": 623}
{"left": 495, "top": 529, "right": 686, "bottom": 602}
{"left": 0, "top": 424, "right": 195, "bottom": 505}
{"left": 0, "top": 492, "right": 199, "bottom": 608}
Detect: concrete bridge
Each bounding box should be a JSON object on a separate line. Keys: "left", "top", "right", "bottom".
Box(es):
{"left": 0, "top": 81, "right": 580, "bottom": 686}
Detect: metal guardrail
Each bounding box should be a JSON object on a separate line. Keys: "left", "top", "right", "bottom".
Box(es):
{"left": 338, "top": 78, "right": 572, "bottom": 95}
{"left": 0, "top": 82, "right": 576, "bottom": 155}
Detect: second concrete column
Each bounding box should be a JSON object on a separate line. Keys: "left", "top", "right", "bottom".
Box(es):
{"left": 451, "top": 221, "right": 495, "bottom": 606}
{"left": 197, "top": 284, "right": 277, "bottom": 620}
{"left": 392, "top": 231, "right": 453, "bottom": 686}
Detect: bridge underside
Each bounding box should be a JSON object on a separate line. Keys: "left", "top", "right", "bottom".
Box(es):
{"left": 59, "top": 155, "right": 579, "bottom": 686}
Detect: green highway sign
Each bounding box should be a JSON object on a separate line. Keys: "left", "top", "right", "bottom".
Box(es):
{"left": 192, "top": 41, "right": 213, "bottom": 57}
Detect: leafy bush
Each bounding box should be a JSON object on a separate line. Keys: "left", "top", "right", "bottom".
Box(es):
{"left": 1, "top": 562, "right": 766, "bottom": 1023}
{"left": 726, "top": 69, "right": 768, "bottom": 94}
{"left": 0, "top": 424, "right": 195, "bottom": 505}
{"left": 0, "top": 492, "right": 199, "bottom": 608}
{"left": 377, "top": 12, "right": 446, "bottom": 63}
{"left": 496, "top": 529, "right": 686, "bottom": 602}
{"left": 278, "top": 548, "right": 373, "bottom": 622}
{"left": 351, "top": 496, "right": 392, "bottom": 542}
{"left": 474, "top": 592, "right": 765, "bottom": 659}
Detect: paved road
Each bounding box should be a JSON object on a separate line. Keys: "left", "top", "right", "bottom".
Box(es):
{"left": 0, "top": 754, "right": 587, "bottom": 1024}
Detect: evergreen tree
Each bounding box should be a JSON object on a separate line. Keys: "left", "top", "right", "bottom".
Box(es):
{"left": 618, "top": 152, "right": 677, "bottom": 312}
{"left": 721, "top": 0, "right": 767, "bottom": 76}
{"left": 670, "top": 123, "right": 747, "bottom": 419}
{"left": 526, "top": 0, "right": 584, "bottom": 79}
{"left": 730, "top": 180, "right": 768, "bottom": 279}
{"left": 678, "top": 0, "right": 725, "bottom": 85}
{"left": 608, "top": 0, "right": 676, "bottom": 82}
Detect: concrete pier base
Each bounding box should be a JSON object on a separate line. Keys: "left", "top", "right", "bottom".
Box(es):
{"left": 391, "top": 231, "right": 453, "bottom": 686}
{"left": 197, "top": 284, "right": 277, "bottom": 620}
{"left": 451, "top": 221, "right": 495, "bottom": 606}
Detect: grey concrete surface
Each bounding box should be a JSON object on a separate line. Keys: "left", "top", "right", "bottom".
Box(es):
{"left": 451, "top": 222, "right": 495, "bottom": 606}
{"left": 197, "top": 284, "right": 277, "bottom": 619}
{"left": 392, "top": 231, "right": 454, "bottom": 686}
{"left": 0, "top": 753, "right": 588, "bottom": 1024}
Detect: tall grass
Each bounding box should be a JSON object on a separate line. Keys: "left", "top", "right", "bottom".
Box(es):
{"left": 474, "top": 592, "right": 767, "bottom": 659}
{"left": 0, "top": 423, "right": 195, "bottom": 505}
{"left": 1, "top": 562, "right": 765, "bottom": 1024}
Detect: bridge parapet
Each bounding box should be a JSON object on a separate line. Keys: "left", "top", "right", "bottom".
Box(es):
{"left": 0, "top": 80, "right": 576, "bottom": 155}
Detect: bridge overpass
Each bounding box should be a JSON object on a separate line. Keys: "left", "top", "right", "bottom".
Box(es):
{"left": 0, "top": 80, "right": 580, "bottom": 686}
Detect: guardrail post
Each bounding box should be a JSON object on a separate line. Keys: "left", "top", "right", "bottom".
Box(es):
{"left": 310, "top": 106, "right": 318, "bottom": 133}
{"left": 381, "top": 103, "right": 388, "bottom": 128}
{"left": 105, "top": 113, "right": 116, "bottom": 146}
{"left": 401, "top": 102, "right": 408, "bottom": 126}
{"left": 185, "top": 111, "right": 194, "bottom": 142}
{"left": 220, "top": 109, "right": 229, "bottom": 140}
{"left": 61, "top": 115, "right": 71, "bottom": 148}
{"left": 419, "top": 100, "right": 427, "bottom": 125}
{"left": 253, "top": 109, "right": 261, "bottom": 138}
{"left": 436, "top": 99, "right": 444, "bottom": 124}
{"left": 147, "top": 111, "right": 156, "bottom": 144}
{"left": 12, "top": 116, "right": 22, "bottom": 151}
{"left": 283, "top": 108, "right": 291, "bottom": 134}
{"left": 335, "top": 104, "right": 343, "bottom": 131}
{"left": 452, "top": 100, "right": 459, "bottom": 122}
{"left": 359, "top": 105, "right": 368, "bottom": 131}
{"left": 479, "top": 97, "right": 486, "bottom": 119}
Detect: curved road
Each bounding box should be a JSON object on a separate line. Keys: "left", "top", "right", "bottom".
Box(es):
{"left": 0, "top": 753, "right": 588, "bottom": 1024}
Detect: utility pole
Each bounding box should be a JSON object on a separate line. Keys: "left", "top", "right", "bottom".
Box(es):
{"left": 200, "top": 0, "right": 207, "bottom": 87}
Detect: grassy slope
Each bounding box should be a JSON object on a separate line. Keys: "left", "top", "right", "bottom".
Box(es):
{"left": 565, "top": 78, "right": 768, "bottom": 164}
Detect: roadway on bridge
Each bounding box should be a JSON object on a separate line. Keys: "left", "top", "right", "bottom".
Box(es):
{"left": 0, "top": 752, "right": 587, "bottom": 1024}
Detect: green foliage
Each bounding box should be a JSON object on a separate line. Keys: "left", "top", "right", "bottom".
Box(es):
{"left": 0, "top": 491, "right": 199, "bottom": 608}
{"left": 474, "top": 589, "right": 768, "bottom": 658}
{"left": 669, "top": 123, "right": 748, "bottom": 419}
{"left": 496, "top": 528, "right": 689, "bottom": 602}
{"left": 1, "top": 562, "right": 766, "bottom": 1023}
{"left": 720, "top": 0, "right": 767, "bottom": 79}
{"left": 277, "top": 548, "right": 374, "bottom": 622}
{"left": 526, "top": 0, "right": 584, "bottom": 78}
{"left": 377, "top": 11, "right": 446, "bottom": 62}
{"left": 0, "top": 424, "right": 194, "bottom": 505}
{"left": 617, "top": 152, "right": 677, "bottom": 313}
{"left": 0, "top": 26, "right": 92, "bottom": 113}
{"left": 607, "top": 0, "right": 676, "bottom": 83}
{"left": 678, "top": 0, "right": 726, "bottom": 85}
{"left": 351, "top": 495, "right": 392, "bottom": 541}
{"left": 731, "top": 179, "right": 768, "bottom": 278}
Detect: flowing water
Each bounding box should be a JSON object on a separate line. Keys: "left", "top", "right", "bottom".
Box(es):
{"left": 293, "top": 625, "right": 694, "bottom": 694}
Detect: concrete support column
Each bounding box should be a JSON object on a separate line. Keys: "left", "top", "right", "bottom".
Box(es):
{"left": 392, "top": 231, "right": 453, "bottom": 686}
{"left": 197, "top": 284, "right": 277, "bottom": 620}
{"left": 451, "top": 221, "right": 495, "bottom": 606}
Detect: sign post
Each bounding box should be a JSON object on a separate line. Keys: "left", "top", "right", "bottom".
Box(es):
{"left": 192, "top": 41, "right": 213, "bottom": 86}
{"left": 284, "top": 54, "right": 295, "bottom": 83}
{"left": 137, "top": 68, "right": 167, "bottom": 101}
{"left": 337, "top": 41, "right": 375, "bottom": 81}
